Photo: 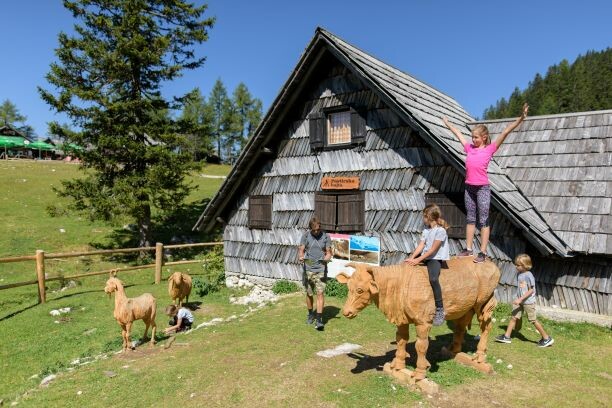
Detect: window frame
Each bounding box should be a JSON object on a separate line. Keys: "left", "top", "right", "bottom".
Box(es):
{"left": 314, "top": 190, "right": 364, "bottom": 233}
{"left": 424, "top": 193, "right": 466, "bottom": 239}
{"left": 248, "top": 195, "right": 273, "bottom": 230}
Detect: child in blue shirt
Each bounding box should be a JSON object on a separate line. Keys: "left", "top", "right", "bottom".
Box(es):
{"left": 495, "top": 254, "right": 554, "bottom": 347}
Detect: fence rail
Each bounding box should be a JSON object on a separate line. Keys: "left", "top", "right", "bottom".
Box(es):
{"left": 0, "top": 241, "right": 223, "bottom": 303}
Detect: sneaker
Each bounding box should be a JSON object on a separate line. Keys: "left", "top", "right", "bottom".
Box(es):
{"left": 537, "top": 337, "right": 554, "bottom": 347}
{"left": 315, "top": 320, "right": 325, "bottom": 331}
{"left": 473, "top": 252, "right": 486, "bottom": 263}
{"left": 433, "top": 307, "right": 445, "bottom": 326}
{"left": 495, "top": 334, "right": 512, "bottom": 344}
{"left": 457, "top": 249, "right": 473, "bottom": 257}
{"left": 306, "top": 313, "right": 315, "bottom": 325}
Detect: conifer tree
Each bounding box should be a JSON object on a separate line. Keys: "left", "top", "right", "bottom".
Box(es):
{"left": 39, "top": 0, "right": 214, "bottom": 247}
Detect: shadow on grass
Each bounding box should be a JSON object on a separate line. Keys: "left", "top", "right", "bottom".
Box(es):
{"left": 499, "top": 324, "right": 538, "bottom": 344}
{"left": 0, "top": 302, "right": 39, "bottom": 322}
{"left": 347, "top": 331, "right": 485, "bottom": 374}
{"left": 84, "top": 198, "right": 223, "bottom": 270}
{"left": 323, "top": 305, "right": 340, "bottom": 324}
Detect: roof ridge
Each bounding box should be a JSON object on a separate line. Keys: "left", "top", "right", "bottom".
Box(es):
{"left": 470, "top": 109, "right": 612, "bottom": 124}
{"left": 316, "top": 27, "right": 465, "bottom": 110}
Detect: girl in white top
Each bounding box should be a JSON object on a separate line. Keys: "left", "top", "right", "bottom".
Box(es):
{"left": 164, "top": 304, "right": 194, "bottom": 334}
{"left": 405, "top": 204, "right": 450, "bottom": 326}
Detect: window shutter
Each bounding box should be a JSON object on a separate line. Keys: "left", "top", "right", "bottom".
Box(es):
{"left": 248, "top": 195, "right": 272, "bottom": 229}
{"left": 337, "top": 192, "right": 364, "bottom": 232}
{"left": 425, "top": 193, "right": 465, "bottom": 238}
{"left": 314, "top": 192, "right": 336, "bottom": 232}
{"left": 308, "top": 111, "right": 325, "bottom": 150}
{"left": 350, "top": 109, "right": 366, "bottom": 145}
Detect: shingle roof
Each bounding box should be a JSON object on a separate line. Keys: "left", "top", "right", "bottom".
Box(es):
{"left": 194, "top": 27, "right": 570, "bottom": 256}
{"left": 473, "top": 110, "right": 612, "bottom": 255}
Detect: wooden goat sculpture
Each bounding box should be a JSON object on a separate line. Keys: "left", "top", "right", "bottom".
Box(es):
{"left": 104, "top": 273, "right": 157, "bottom": 352}
{"left": 168, "top": 272, "right": 192, "bottom": 306}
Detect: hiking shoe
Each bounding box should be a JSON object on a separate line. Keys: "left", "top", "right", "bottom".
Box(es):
{"left": 433, "top": 307, "right": 445, "bottom": 326}
{"left": 315, "top": 321, "right": 325, "bottom": 331}
{"left": 306, "top": 314, "right": 315, "bottom": 325}
{"left": 457, "top": 249, "right": 473, "bottom": 257}
{"left": 495, "top": 334, "right": 512, "bottom": 344}
{"left": 537, "top": 337, "right": 554, "bottom": 348}
{"left": 473, "top": 252, "right": 486, "bottom": 263}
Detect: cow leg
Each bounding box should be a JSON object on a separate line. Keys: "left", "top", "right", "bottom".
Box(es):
{"left": 450, "top": 311, "right": 474, "bottom": 355}
{"left": 474, "top": 296, "right": 497, "bottom": 363}
{"left": 390, "top": 324, "right": 409, "bottom": 370}
{"left": 413, "top": 324, "right": 431, "bottom": 380}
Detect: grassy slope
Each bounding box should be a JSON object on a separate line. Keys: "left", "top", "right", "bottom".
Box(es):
{"left": 13, "top": 296, "right": 612, "bottom": 408}
{"left": 1, "top": 161, "right": 611, "bottom": 407}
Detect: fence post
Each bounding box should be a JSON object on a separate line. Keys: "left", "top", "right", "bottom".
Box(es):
{"left": 36, "top": 250, "right": 46, "bottom": 304}
{"left": 155, "top": 242, "right": 163, "bottom": 284}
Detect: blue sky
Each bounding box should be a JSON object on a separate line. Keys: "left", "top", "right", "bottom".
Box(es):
{"left": 2, "top": 0, "right": 610, "bottom": 138}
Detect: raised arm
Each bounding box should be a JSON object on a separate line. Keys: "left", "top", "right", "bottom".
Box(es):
{"left": 443, "top": 117, "right": 468, "bottom": 146}
{"left": 495, "top": 103, "right": 529, "bottom": 148}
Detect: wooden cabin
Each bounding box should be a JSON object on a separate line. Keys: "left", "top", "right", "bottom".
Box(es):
{"left": 194, "top": 28, "right": 610, "bottom": 316}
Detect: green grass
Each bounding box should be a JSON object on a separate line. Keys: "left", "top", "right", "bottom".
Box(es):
{"left": 1, "top": 160, "right": 611, "bottom": 407}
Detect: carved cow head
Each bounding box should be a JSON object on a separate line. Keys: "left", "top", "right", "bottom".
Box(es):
{"left": 336, "top": 264, "right": 378, "bottom": 319}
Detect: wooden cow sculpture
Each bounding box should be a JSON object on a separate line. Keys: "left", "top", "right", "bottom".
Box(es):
{"left": 336, "top": 258, "right": 500, "bottom": 380}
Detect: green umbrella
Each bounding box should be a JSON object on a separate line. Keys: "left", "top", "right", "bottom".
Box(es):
{"left": 0, "top": 137, "right": 19, "bottom": 159}
{"left": 27, "top": 141, "right": 55, "bottom": 150}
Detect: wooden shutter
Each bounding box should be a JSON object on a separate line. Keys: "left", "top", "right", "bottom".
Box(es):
{"left": 425, "top": 193, "right": 465, "bottom": 238}
{"left": 248, "top": 195, "right": 272, "bottom": 229}
{"left": 337, "top": 192, "right": 364, "bottom": 232}
{"left": 314, "top": 192, "right": 337, "bottom": 232}
{"left": 308, "top": 111, "right": 325, "bottom": 150}
{"left": 350, "top": 109, "right": 367, "bottom": 145}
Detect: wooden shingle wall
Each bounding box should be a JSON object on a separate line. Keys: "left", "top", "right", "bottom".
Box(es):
{"left": 222, "top": 61, "right": 525, "bottom": 298}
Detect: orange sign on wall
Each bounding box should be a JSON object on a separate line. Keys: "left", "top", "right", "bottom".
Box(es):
{"left": 321, "top": 176, "right": 360, "bottom": 190}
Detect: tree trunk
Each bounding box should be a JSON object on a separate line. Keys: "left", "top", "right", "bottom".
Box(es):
{"left": 138, "top": 203, "right": 152, "bottom": 259}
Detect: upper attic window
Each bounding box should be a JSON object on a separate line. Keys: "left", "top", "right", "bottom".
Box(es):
{"left": 308, "top": 106, "right": 366, "bottom": 150}
{"left": 327, "top": 111, "right": 351, "bottom": 145}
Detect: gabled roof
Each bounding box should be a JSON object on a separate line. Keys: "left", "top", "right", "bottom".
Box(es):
{"left": 472, "top": 110, "right": 612, "bottom": 255}
{"left": 193, "top": 27, "right": 569, "bottom": 257}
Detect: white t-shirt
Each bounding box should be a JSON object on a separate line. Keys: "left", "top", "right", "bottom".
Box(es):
{"left": 421, "top": 226, "right": 450, "bottom": 261}
{"left": 177, "top": 308, "right": 194, "bottom": 323}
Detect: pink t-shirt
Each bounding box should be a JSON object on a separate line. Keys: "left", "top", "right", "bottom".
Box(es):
{"left": 463, "top": 142, "right": 497, "bottom": 185}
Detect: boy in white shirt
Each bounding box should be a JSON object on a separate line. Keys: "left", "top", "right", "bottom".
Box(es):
{"left": 164, "top": 304, "right": 194, "bottom": 334}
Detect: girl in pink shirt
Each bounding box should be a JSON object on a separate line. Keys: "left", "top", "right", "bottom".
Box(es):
{"left": 443, "top": 103, "right": 528, "bottom": 263}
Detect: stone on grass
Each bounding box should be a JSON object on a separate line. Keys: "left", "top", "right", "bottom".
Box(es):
{"left": 316, "top": 343, "right": 362, "bottom": 358}
{"left": 40, "top": 374, "right": 57, "bottom": 387}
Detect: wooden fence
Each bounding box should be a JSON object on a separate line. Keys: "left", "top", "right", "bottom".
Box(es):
{"left": 0, "top": 241, "right": 223, "bottom": 304}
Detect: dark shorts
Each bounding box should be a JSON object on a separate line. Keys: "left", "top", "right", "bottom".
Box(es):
{"left": 169, "top": 316, "right": 193, "bottom": 331}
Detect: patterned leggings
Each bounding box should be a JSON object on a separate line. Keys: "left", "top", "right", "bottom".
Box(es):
{"left": 464, "top": 184, "right": 491, "bottom": 229}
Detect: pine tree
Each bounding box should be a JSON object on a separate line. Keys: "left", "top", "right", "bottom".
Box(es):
{"left": 207, "top": 79, "right": 232, "bottom": 162}
{"left": 180, "top": 88, "right": 214, "bottom": 161}
{"left": 484, "top": 48, "right": 612, "bottom": 119}
{"left": 39, "top": 0, "right": 214, "bottom": 248}
{"left": 0, "top": 99, "right": 27, "bottom": 127}
{"left": 226, "top": 83, "right": 262, "bottom": 163}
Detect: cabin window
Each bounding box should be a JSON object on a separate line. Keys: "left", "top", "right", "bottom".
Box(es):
{"left": 315, "top": 191, "right": 364, "bottom": 233}
{"left": 327, "top": 111, "right": 351, "bottom": 145}
{"left": 425, "top": 193, "right": 466, "bottom": 239}
{"left": 308, "top": 107, "right": 366, "bottom": 150}
{"left": 248, "top": 195, "right": 272, "bottom": 229}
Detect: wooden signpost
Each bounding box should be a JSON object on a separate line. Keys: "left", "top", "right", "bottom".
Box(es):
{"left": 321, "top": 176, "right": 359, "bottom": 190}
